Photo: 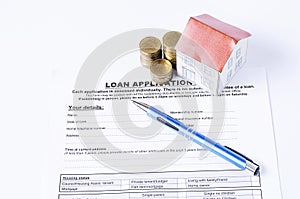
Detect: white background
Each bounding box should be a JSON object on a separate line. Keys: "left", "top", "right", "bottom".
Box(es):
{"left": 0, "top": 0, "right": 299, "bottom": 198}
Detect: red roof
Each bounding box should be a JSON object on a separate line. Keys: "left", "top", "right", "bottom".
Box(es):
{"left": 176, "top": 14, "right": 251, "bottom": 72}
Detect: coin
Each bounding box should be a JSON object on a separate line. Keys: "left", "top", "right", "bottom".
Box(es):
{"left": 163, "top": 31, "right": 181, "bottom": 51}
{"left": 150, "top": 59, "right": 173, "bottom": 84}
{"left": 140, "top": 55, "right": 153, "bottom": 68}
{"left": 139, "top": 36, "right": 161, "bottom": 55}
{"left": 139, "top": 36, "right": 162, "bottom": 68}
{"left": 162, "top": 31, "right": 181, "bottom": 69}
{"left": 164, "top": 50, "right": 176, "bottom": 60}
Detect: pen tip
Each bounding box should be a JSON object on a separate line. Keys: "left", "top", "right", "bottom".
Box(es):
{"left": 131, "top": 100, "right": 138, "bottom": 105}
{"left": 254, "top": 167, "right": 260, "bottom": 176}
{"left": 131, "top": 100, "right": 149, "bottom": 112}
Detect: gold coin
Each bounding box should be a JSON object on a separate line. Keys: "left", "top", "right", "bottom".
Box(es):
{"left": 140, "top": 55, "right": 153, "bottom": 68}
{"left": 139, "top": 36, "right": 162, "bottom": 55}
{"left": 162, "top": 31, "right": 181, "bottom": 70}
{"left": 164, "top": 51, "right": 176, "bottom": 60}
{"left": 150, "top": 59, "right": 172, "bottom": 76}
{"left": 163, "top": 31, "right": 181, "bottom": 51}
{"left": 141, "top": 49, "right": 162, "bottom": 59}
{"left": 150, "top": 59, "right": 173, "bottom": 84}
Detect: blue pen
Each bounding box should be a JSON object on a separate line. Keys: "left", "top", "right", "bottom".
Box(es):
{"left": 132, "top": 100, "right": 260, "bottom": 176}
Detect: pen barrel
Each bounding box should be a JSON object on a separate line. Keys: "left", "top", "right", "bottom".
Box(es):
{"left": 190, "top": 132, "right": 247, "bottom": 170}
{"left": 148, "top": 106, "right": 247, "bottom": 171}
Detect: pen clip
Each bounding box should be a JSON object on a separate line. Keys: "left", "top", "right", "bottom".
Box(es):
{"left": 224, "top": 146, "right": 254, "bottom": 163}
{"left": 157, "top": 116, "right": 179, "bottom": 131}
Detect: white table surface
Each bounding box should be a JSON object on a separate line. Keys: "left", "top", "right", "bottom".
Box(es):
{"left": 1, "top": 1, "right": 299, "bottom": 198}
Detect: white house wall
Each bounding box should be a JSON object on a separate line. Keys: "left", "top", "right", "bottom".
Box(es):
{"left": 219, "top": 39, "right": 249, "bottom": 93}
{"left": 176, "top": 51, "right": 219, "bottom": 94}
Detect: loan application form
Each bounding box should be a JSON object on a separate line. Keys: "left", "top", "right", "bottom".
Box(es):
{"left": 49, "top": 50, "right": 282, "bottom": 198}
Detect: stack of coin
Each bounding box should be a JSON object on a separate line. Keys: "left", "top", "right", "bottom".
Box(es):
{"left": 162, "top": 31, "right": 182, "bottom": 69}
{"left": 139, "top": 36, "right": 162, "bottom": 68}
{"left": 150, "top": 59, "right": 173, "bottom": 84}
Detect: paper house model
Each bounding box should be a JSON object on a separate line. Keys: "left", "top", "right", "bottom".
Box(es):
{"left": 176, "top": 14, "right": 251, "bottom": 94}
